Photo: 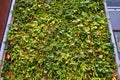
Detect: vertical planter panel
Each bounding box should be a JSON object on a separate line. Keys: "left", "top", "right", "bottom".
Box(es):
{"left": 0, "top": 0, "right": 12, "bottom": 46}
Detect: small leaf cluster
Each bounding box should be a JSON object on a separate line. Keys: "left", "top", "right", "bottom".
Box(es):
{"left": 2, "top": 0, "right": 117, "bottom": 79}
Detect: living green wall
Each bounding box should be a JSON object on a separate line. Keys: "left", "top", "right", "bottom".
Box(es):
{"left": 2, "top": 0, "right": 117, "bottom": 79}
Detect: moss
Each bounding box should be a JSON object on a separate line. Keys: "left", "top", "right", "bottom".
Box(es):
{"left": 2, "top": 0, "right": 117, "bottom": 79}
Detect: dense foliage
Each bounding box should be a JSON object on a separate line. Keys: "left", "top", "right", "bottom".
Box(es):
{"left": 2, "top": 0, "right": 117, "bottom": 79}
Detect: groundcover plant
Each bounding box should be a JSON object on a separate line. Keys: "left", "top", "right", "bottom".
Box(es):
{"left": 2, "top": 0, "right": 117, "bottom": 79}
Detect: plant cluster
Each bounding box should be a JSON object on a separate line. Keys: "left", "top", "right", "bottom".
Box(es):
{"left": 2, "top": 0, "right": 117, "bottom": 79}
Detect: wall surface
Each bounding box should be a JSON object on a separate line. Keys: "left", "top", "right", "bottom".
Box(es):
{"left": 0, "top": 0, "right": 12, "bottom": 46}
